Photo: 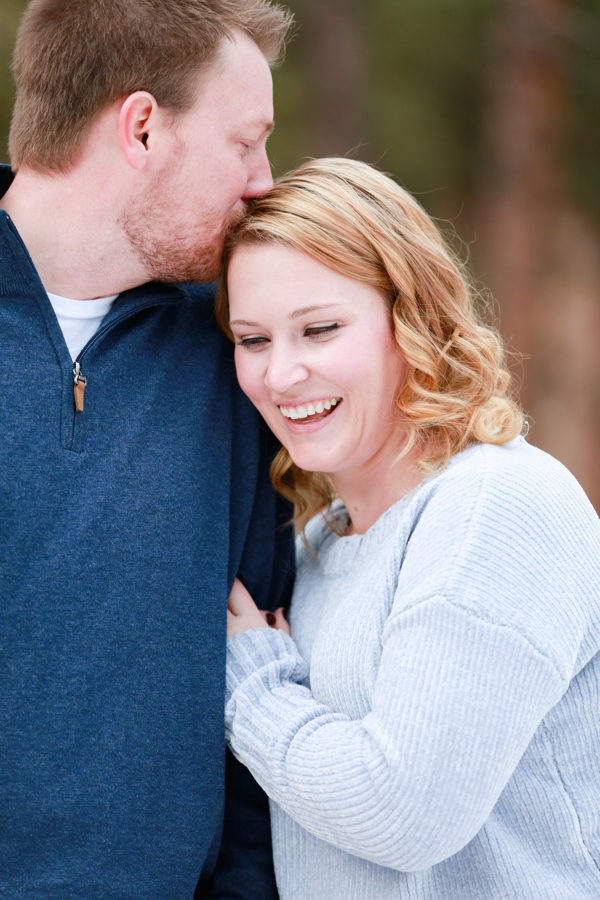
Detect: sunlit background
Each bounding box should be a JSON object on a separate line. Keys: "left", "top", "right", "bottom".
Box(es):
{"left": 2, "top": 0, "right": 600, "bottom": 507}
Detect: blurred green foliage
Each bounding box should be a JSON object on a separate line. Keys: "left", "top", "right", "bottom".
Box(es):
{"left": 0, "top": 0, "right": 598, "bottom": 224}
{"left": 269, "top": 0, "right": 503, "bottom": 222}
{"left": 571, "top": 0, "right": 600, "bottom": 221}
{"left": 268, "top": 0, "right": 600, "bottom": 229}
{"left": 0, "top": 0, "right": 23, "bottom": 160}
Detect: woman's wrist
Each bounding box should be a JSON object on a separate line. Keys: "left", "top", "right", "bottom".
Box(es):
{"left": 226, "top": 626, "right": 306, "bottom": 698}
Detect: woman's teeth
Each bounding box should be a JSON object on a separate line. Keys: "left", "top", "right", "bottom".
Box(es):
{"left": 280, "top": 398, "right": 341, "bottom": 420}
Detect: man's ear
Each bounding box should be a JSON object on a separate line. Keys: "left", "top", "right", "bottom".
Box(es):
{"left": 118, "top": 91, "right": 162, "bottom": 170}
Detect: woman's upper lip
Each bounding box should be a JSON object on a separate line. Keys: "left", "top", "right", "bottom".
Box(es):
{"left": 276, "top": 396, "right": 341, "bottom": 408}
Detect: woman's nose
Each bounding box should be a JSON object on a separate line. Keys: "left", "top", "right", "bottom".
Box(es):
{"left": 264, "top": 348, "right": 310, "bottom": 394}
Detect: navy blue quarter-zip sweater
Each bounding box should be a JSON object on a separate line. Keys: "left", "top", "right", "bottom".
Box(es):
{"left": 0, "top": 167, "right": 294, "bottom": 899}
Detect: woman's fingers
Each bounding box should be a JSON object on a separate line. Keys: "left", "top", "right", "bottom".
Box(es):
{"left": 228, "top": 577, "right": 259, "bottom": 615}
{"left": 273, "top": 608, "right": 291, "bottom": 636}
{"left": 227, "top": 578, "right": 269, "bottom": 637}
{"left": 227, "top": 578, "right": 291, "bottom": 639}
{"left": 258, "top": 607, "right": 290, "bottom": 633}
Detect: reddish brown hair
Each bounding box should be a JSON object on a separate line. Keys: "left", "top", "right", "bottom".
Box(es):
{"left": 217, "top": 158, "right": 524, "bottom": 532}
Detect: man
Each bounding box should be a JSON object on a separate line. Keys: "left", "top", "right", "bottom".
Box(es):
{"left": 0, "top": 1, "right": 294, "bottom": 897}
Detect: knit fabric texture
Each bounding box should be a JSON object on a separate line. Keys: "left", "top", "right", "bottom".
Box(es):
{"left": 0, "top": 163, "right": 294, "bottom": 900}
{"left": 226, "top": 437, "right": 600, "bottom": 899}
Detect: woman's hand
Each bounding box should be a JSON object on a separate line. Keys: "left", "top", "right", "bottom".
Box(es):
{"left": 227, "top": 578, "right": 290, "bottom": 638}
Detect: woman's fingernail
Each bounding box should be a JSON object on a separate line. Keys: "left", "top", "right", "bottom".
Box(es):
{"left": 266, "top": 612, "right": 276, "bottom": 627}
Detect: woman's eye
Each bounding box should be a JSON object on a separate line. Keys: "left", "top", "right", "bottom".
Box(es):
{"left": 238, "top": 336, "right": 269, "bottom": 351}
{"left": 305, "top": 323, "right": 339, "bottom": 341}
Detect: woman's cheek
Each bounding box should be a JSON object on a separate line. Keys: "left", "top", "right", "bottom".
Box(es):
{"left": 234, "top": 348, "right": 259, "bottom": 401}
{"left": 234, "top": 350, "right": 275, "bottom": 427}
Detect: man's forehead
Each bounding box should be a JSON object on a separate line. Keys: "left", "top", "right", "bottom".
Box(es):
{"left": 189, "top": 39, "right": 274, "bottom": 128}
{"left": 199, "top": 31, "right": 272, "bottom": 90}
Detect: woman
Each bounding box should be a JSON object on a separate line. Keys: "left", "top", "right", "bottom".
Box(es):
{"left": 217, "top": 158, "right": 600, "bottom": 899}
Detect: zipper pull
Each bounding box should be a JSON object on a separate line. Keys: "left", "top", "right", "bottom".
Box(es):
{"left": 73, "top": 361, "right": 87, "bottom": 413}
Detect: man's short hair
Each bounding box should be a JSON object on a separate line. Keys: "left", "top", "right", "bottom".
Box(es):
{"left": 9, "top": 0, "right": 292, "bottom": 173}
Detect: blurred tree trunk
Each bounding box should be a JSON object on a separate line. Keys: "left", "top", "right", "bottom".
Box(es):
{"left": 476, "top": 0, "right": 568, "bottom": 366}
{"left": 296, "top": 0, "right": 369, "bottom": 157}
{"left": 475, "top": 0, "right": 600, "bottom": 508}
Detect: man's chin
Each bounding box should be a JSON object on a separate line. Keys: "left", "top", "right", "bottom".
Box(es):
{"left": 168, "top": 213, "right": 246, "bottom": 284}
{"left": 135, "top": 237, "right": 222, "bottom": 285}
{"left": 140, "top": 217, "right": 244, "bottom": 284}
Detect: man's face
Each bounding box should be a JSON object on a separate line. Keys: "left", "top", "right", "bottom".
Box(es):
{"left": 121, "top": 32, "right": 274, "bottom": 283}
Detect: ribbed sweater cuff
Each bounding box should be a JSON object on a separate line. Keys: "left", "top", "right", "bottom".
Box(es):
{"left": 226, "top": 627, "right": 308, "bottom": 707}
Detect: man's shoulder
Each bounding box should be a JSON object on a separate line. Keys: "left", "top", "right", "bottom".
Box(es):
{"left": 176, "top": 281, "right": 217, "bottom": 305}
{"left": 117, "top": 279, "right": 224, "bottom": 342}
{"left": 108, "top": 280, "right": 217, "bottom": 316}
{"left": 167, "top": 281, "right": 224, "bottom": 335}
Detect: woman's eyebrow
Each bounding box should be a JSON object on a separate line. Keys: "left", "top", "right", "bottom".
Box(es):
{"left": 231, "top": 304, "right": 341, "bottom": 327}
{"left": 288, "top": 304, "right": 340, "bottom": 320}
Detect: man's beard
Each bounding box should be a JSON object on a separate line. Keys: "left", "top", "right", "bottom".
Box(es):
{"left": 121, "top": 203, "right": 241, "bottom": 284}
{"left": 119, "top": 154, "right": 244, "bottom": 284}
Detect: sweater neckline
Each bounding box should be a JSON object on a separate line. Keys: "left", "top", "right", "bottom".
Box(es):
{"left": 315, "top": 477, "right": 430, "bottom": 576}
{"left": 312, "top": 439, "right": 514, "bottom": 575}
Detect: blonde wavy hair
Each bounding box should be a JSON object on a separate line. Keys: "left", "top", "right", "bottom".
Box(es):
{"left": 216, "top": 157, "right": 524, "bottom": 533}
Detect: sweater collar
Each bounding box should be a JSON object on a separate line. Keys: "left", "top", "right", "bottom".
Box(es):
{"left": 0, "top": 164, "right": 14, "bottom": 196}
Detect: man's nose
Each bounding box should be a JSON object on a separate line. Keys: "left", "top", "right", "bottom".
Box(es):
{"left": 243, "top": 147, "right": 273, "bottom": 200}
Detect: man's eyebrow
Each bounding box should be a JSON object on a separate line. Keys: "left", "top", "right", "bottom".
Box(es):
{"left": 243, "top": 118, "right": 275, "bottom": 136}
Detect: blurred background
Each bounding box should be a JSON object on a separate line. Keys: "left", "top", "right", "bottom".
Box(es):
{"left": 1, "top": 0, "right": 600, "bottom": 507}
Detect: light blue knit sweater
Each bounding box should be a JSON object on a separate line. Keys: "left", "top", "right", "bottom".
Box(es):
{"left": 226, "top": 438, "right": 600, "bottom": 899}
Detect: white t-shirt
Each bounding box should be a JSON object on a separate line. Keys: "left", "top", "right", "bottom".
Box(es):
{"left": 47, "top": 292, "right": 119, "bottom": 361}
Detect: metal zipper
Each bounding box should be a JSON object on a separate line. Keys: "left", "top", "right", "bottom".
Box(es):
{"left": 73, "top": 361, "right": 87, "bottom": 412}
{"left": 68, "top": 293, "right": 183, "bottom": 425}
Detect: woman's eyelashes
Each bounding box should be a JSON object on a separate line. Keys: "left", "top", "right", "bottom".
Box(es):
{"left": 304, "top": 323, "right": 340, "bottom": 340}
{"left": 238, "top": 335, "right": 269, "bottom": 350}
{"left": 236, "top": 323, "right": 341, "bottom": 351}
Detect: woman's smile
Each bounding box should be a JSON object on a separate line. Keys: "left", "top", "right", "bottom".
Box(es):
{"left": 279, "top": 397, "right": 340, "bottom": 420}
{"left": 279, "top": 396, "right": 341, "bottom": 428}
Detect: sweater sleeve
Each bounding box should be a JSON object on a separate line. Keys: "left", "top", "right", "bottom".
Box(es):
{"left": 225, "top": 597, "right": 565, "bottom": 873}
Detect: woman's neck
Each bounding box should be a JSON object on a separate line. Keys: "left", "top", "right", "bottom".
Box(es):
{"left": 330, "top": 438, "right": 426, "bottom": 536}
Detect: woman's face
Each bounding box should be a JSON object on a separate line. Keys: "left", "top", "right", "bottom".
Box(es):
{"left": 227, "top": 243, "right": 408, "bottom": 480}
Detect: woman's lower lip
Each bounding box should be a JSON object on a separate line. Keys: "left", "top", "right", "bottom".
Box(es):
{"left": 281, "top": 402, "right": 341, "bottom": 434}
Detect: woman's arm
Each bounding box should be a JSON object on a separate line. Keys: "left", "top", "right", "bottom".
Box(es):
{"left": 226, "top": 594, "right": 565, "bottom": 872}
{"left": 226, "top": 444, "right": 599, "bottom": 872}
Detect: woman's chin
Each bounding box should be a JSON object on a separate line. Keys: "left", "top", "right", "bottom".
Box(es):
{"left": 284, "top": 447, "right": 340, "bottom": 476}
{"left": 267, "top": 434, "right": 330, "bottom": 474}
